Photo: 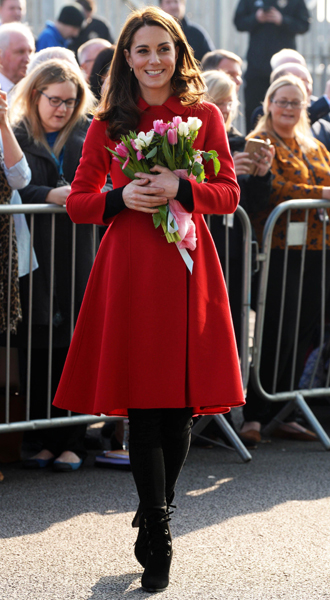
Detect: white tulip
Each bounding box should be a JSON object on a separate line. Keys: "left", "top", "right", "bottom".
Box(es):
{"left": 187, "top": 117, "right": 202, "bottom": 132}
{"left": 135, "top": 130, "right": 154, "bottom": 151}
{"left": 178, "top": 121, "right": 189, "bottom": 136}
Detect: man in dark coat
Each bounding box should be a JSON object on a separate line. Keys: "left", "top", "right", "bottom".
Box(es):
{"left": 234, "top": 0, "right": 311, "bottom": 131}
{"left": 69, "top": 0, "right": 114, "bottom": 55}
{"left": 159, "top": 0, "right": 214, "bottom": 62}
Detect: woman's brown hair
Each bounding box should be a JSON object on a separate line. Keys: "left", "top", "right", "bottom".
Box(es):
{"left": 95, "top": 6, "right": 205, "bottom": 140}
{"left": 10, "top": 59, "right": 96, "bottom": 157}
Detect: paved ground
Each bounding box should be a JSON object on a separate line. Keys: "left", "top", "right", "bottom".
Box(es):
{"left": 1, "top": 406, "right": 330, "bottom": 600}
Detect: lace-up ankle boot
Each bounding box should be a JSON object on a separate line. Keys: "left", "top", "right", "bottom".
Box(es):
{"left": 133, "top": 494, "right": 175, "bottom": 568}
{"left": 141, "top": 509, "right": 173, "bottom": 592}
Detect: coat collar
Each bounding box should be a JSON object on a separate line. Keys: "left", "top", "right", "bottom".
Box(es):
{"left": 137, "top": 95, "right": 186, "bottom": 115}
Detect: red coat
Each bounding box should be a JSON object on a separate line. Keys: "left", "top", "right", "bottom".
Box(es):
{"left": 53, "top": 96, "right": 245, "bottom": 416}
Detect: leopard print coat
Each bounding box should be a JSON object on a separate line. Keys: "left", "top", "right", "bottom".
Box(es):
{"left": 0, "top": 155, "right": 22, "bottom": 334}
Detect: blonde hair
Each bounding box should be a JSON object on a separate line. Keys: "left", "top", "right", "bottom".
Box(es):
{"left": 10, "top": 59, "right": 96, "bottom": 157}
{"left": 247, "top": 75, "right": 316, "bottom": 152}
{"left": 203, "top": 69, "right": 238, "bottom": 131}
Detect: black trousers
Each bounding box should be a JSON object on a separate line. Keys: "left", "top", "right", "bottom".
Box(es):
{"left": 128, "top": 408, "right": 193, "bottom": 512}
{"left": 244, "top": 250, "right": 330, "bottom": 423}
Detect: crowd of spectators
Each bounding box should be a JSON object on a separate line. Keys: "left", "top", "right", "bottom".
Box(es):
{"left": 1, "top": 0, "right": 329, "bottom": 479}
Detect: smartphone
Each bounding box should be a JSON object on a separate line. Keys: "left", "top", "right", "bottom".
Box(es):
{"left": 244, "top": 138, "right": 271, "bottom": 175}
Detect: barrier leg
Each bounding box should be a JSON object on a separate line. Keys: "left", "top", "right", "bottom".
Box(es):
{"left": 295, "top": 393, "right": 330, "bottom": 450}
{"left": 191, "top": 415, "right": 252, "bottom": 463}
{"left": 262, "top": 394, "right": 330, "bottom": 450}
{"left": 262, "top": 400, "right": 296, "bottom": 436}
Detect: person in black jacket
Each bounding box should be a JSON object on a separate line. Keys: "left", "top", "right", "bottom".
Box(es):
{"left": 69, "top": 0, "right": 115, "bottom": 55}
{"left": 10, "top": 59, "right": 96, "bottom": 472}
{"left": 234, "top": 0, "right": 310, "bottom": 131}
{"left": 159, "top": 0, "right": 214, "bottom": 62}
{"left": 203, "top": 69, "right": 274, "bottom": 349}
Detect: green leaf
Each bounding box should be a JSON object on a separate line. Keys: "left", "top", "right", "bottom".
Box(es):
{"left": 213, "top": 157, "right": 220, "bottom": 176}
{"left": 146, "top": 146, "right": 157, "bottom": 160}
{"left": 202, "top": 151, "right": 212, "bottom": 162}
{"left": 162, "top": 135, "right": 176, "bottom": 170}
{"left": 182, "top": 151, "right": 190, "bottom": 169}
{"left": 192, "top": 162, "right": 204, "bottom": 176}
{"left": 153, "top": 213, "right": 162, "bottom": 229}
{"left": 122, "top": 165, "right": 136, "bottom": 180}
{"left": 158, "top": 204, "right": 168, "bottom": 221}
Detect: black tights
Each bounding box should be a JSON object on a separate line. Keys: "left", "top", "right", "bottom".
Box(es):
{"left": 128, "top": 408, "right": 193, "bottom": 512}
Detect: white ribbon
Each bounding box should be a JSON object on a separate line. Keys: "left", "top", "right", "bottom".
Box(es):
{"left": 176, "top": 245, "right": 194, "bottom": 273}
{"left": 167, "top": 208, "right": 194, "bottom": 273}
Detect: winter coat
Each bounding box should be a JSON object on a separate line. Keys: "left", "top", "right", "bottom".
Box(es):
{"left": 53, "top": 96, "right": 246, "bottom": 416}
{"left": 15, "top": 119, "right": 95, "bottom": 347}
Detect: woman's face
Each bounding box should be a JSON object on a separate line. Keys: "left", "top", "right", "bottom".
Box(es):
{"left": 124, "top": 25, "right": 179, "bottom": 103}
{"left": 36, "top": 81, "right": 78, "bottom": 133}
{"left": 215, "top": 93, "right": 235, "bottom": 125}
{"left": 268, "top": 84, "right": 305, "bottom": 136}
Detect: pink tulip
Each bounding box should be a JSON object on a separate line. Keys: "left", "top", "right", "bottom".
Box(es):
{"left": 136, "top": 150, "right": 144, "bottom": 161}
{"left": 153, "top": 119, "right": 170, "bottom": 136}
{"left": 113, "top": 156, "right": 121, "bottom": 163}
{"left": 167, "top": 128, "right": 178, "bottom": 145}
{"left": 172, "top": 116, "right": 182, "bottom": 128}
{"left": 130, "top": 139, "right": 138, "bottom": 150}
{"left": 115, "top": 142, "right": 129, "bottom": 158}
{"left": 122, "top": 156, "right": 130, "bottom": 170}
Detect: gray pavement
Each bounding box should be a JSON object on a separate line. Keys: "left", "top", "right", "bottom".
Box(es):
{"left": 1, "top": 409, "right": 330, "bottom": 600}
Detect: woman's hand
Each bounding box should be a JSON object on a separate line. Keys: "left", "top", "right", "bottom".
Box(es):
{"left": 253, "top": 145, "right": 275, "bottom": 177}
{"left": 0, "top": 90, "right": 9, "bottom": 128}
{"left": 322, "top": 187, "right": 330, "bottom": 200}
{"left": 46, "top": 185, "right": 71, "bottom": 206}
{"left": 135, "top": 165, "right": 180, "bottom": 199}
{"left": 233, "top": 152, "right": 254, "bottom": 176}
{"left": 122, "top": 177, "right": 167, "bottom": 213}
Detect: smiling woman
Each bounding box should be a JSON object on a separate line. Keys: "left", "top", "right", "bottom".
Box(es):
{"left": 241, "top": 74, "right": 330, "bottom": 444}
{"left": 53, "top": 6, "right": 244, "bottom": 593}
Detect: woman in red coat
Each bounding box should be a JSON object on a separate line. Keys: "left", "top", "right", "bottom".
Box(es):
{"left": 53, "top": 6, "right": 245, "bottom": 592}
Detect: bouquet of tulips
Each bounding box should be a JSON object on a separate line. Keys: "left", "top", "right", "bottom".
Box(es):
{"left": 106, "top": 116, "right": 220, "bottom": 272}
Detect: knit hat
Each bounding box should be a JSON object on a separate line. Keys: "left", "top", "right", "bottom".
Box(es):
{"left": 58, "top": 3, "right": 85, "bottom": 27}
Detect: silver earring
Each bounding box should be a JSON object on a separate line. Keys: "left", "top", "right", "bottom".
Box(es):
{"left": 130, "top": 67, "right": 133, "bottom": 72}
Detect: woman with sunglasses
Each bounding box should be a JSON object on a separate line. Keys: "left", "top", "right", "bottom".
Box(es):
{"left": 10, "top": 59, "right": 95, "bottom": 472}
{"left": 241, "top": 74, "right": 330, "bottom": 445}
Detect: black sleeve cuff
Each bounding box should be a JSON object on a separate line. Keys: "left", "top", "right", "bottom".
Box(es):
{"left": 103, "top": 186, "right": 126, "bottom": 220}
{"left": 174, "top": 177, "right": 194, "bottom": 212}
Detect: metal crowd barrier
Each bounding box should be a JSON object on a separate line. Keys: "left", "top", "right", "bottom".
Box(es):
{"left": 0, "top": 204, "right": 252, "bottom": 463}
{"left": 0, "top": 204, "right": 118, "bottom": 436}
{"left": 250, "top": 199, "right": 330, "bottom": 450}
{"left": 191, "top": 206, "right": 253, "bottom": 463}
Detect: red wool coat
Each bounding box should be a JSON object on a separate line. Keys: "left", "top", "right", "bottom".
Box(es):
{"left": 53, "top": 96, "right": 245, "bottom": 416}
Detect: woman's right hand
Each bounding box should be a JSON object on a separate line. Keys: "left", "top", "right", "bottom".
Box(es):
{"left": 46, "top": 185, "right": 71, "bottom": 206}
{"left": 322, "top": 187, "right": 330, "bottom": 200}
{"left": 122, "top": 178, "right": 167, "bottom": 213}
{"left": 233, "top": 152, "right": 254, "bottom": 176}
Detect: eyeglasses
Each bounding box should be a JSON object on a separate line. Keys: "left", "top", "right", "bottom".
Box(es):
{"left": 39, "top": 91, "right": 79, "bottom": 109}
{"left": 271, "top": 99, "right": 306, "bottom": 109}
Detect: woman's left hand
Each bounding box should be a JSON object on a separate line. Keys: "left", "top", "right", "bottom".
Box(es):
{"left": 0, "top": 90, "right": 9, "bottom": 128}
{"left": 253, "top": 145, "right": 275, "bottom": 177}
{"left": 135, "top": 165, "right": 180, "bottom": 199}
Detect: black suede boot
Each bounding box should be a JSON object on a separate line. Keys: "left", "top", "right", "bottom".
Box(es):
{"left": 132, "top": 493, "right": 175, "bottom": 568}
{"left": 141, "top": 509, "right": 173, "bottom": 593}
